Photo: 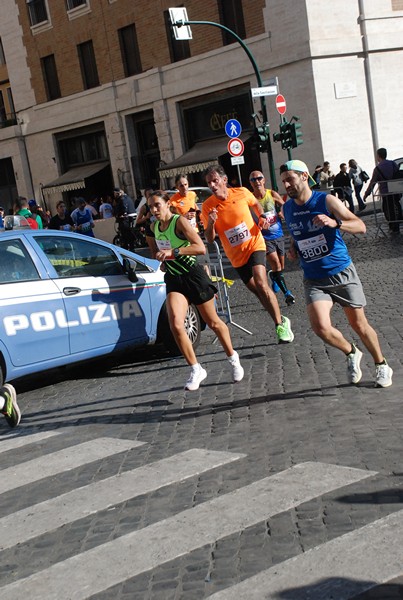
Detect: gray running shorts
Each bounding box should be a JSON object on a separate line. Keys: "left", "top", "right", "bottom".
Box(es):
{"left": 304, "top": 262, "right": 367, "bottom": 308}
{"left": 264, "top": 236, "right": 285, "bottom": 256}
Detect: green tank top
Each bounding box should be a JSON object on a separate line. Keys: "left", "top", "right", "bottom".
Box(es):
{"left": 154, "top": 214, "right": 196, "bottom": 275}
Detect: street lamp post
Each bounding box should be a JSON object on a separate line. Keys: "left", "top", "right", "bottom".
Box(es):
{"left": 171, "top": 16, "right": 278, "bottom": 190}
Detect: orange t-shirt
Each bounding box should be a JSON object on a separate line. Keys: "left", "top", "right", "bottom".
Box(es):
{"left": 201, "top": 187, "right": 265, "bottom": 268}
{"left": 169, "top": 191, "right": 197, "bottom": 215}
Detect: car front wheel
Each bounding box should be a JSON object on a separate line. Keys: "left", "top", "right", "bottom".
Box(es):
{"left": 158, "top": 303, "right": 201, "bottom": 355}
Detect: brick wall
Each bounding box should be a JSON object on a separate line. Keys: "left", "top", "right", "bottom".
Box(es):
{"left": 16, "top": 0, "right": 266, "bottom": 105}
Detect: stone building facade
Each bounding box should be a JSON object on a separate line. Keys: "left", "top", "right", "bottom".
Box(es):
{"left": 0, "top": 0, "right": 402, "bottom": 214}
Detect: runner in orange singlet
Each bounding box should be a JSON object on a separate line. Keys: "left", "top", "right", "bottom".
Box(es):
{"left": 202, "top": 165, "right": 294, "bottom": 343}
{"left": 169, "top": 174, "right": 198, "bottom": 229}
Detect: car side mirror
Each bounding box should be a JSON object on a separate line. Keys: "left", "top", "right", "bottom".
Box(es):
{"left": 122, "top": 257, "right": 138, "bottom": 283}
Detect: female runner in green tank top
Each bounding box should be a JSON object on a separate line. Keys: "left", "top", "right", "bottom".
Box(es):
{"left": 148, "top": 190, "right": 244, "bottom": 391}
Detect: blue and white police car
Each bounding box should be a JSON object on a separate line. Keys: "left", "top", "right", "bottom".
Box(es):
{"left": 0, "top": 224, "right": 202, "bottom": 384}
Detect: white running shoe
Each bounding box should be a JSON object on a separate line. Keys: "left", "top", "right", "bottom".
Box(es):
{"left": 228, "top": 351, "right": 244, "bottom": 383}
{"left": 375, "top": 362, "right": 393, "bottom": 388}
{"left": 346, "top": 344, "right": 363, "bottom": 384}
{"left": 185, "top": 364, "right": 207, "bottom": 391}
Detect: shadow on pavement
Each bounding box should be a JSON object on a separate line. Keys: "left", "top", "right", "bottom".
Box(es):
{"left": 276, "top": 577, "right": 403, "bottom": 599}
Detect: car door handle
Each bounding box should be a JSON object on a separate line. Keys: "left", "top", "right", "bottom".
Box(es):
{"left": 63, "top": 287, "right": 81, "bottom": 296}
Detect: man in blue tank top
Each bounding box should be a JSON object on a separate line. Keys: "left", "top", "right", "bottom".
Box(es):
{"left": 281, "top": 159, "right": 393, "bottom": 388}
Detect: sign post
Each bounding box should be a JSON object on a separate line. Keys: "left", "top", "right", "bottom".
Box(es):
{"left": 169, "top": 10, "right": 278, "bottom": 190}
{"left": 225, "top": 123, "right": 244, "bottom": 186}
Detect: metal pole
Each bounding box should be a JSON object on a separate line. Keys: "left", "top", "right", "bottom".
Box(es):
{"left": 174, "top": 19, "right": 278, "bottom": 190}
{"left": 236, "top": 164, "right": 243, "bottom": 186}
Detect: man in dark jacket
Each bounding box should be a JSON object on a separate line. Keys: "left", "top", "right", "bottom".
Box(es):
{"left": 113, "top": 187, "right": 136, "bottom": 249}
{"left": 333, "top": 163, "right": 354, "bottom": 213}
{"left": 363, "top": 148, "right": 402, "bottom": 232}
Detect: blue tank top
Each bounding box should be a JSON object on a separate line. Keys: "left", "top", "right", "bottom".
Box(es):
{"left": 73, "top": 207, "right": 94, "bottom": 237}
{"left": 283, "top": 191, "right": 351, "bottom": 279}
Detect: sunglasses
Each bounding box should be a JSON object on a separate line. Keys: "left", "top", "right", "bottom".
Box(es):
{"left": 250, "top": 176, "right": 264, "bottom": 182}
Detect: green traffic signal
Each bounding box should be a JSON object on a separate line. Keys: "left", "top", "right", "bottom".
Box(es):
{"left": 255, "top": 123, "right": 269, "bottom": 153}
{"left": 290, "top": 122, "right": 303, "bottom": 148}
{"left": 280, "top": 121, "right": 292, "bottom": 150}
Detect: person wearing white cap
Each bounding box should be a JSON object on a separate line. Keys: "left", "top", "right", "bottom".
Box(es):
{"left": 280, "top": 159, "right": 393, "bottom": 388}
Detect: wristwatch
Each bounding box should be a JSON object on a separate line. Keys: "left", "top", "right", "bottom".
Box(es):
{"left": 173, "top": 248, "right": 181, "bottom": 259}
{"left": 334, "top": 218, "right": 343, "bottom": 229}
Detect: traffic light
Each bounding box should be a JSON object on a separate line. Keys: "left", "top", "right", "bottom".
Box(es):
{"left": 290, "top": 122, "right": 303, "bottom": 148}
{"left": 254, "top": 124, "right": 269, "bottom": 153}
{"left": 280, "top": 120, "right": 292, "bottom": 150}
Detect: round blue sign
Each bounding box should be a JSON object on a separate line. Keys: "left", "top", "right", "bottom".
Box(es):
{"left": 225, "top": 119, "right": 242, "bottom": 139}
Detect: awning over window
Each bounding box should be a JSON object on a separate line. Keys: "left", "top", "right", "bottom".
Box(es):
{"left": 41, "top": 161, "right": 109, "bottom": 195}
{"left": 159, "top": 136, "right": 249, "bottom": 179}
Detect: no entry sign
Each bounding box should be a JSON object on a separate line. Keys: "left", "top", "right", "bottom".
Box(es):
{"left": 276, "top": 94, "right": 287, "bottom": 115}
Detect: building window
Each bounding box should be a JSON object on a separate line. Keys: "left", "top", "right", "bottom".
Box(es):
{"left": 60, "top": 131, "right": 108, "bottom": 168}
{"left": 0, "top": 91, "right": 6, "bottom": 123}
{"left": 41, "top": 54, "right": 61, "bottom": 101}
{"left": 118, "top": 24, "right": 142, "bottom": 77}
{"left": 66, "top": 0, "right": 87, "bottom": 9}
{"left": 27, "top": 0, "right": 49, "bottom": 26}
{"left": 7, "top": 88, "right": 15, "bottom": 116}
{"left": 0, "top": 87, "right": 16, "bottom": 127}
{"left": 0, "top": 38, "right": 5, "bottom": 65}
{"left": 77, "top": 40, "right": 99, "bottom": 89}
{"left": 217, "top": 0, "right": 245, "bottom": 44}
{"left": 164, "top": 10, "right": 190, "bottom": 63}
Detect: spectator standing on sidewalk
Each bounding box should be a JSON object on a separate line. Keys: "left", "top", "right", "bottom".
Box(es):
{"left": 348, "top": 159, "right": 368, "bottom": 212}
{"left": 48, "top": 200, "right": 74, "bottom": 231}
{"left": 319, "top": 161, "right": 334, "bottom": 190}
{"left": 202, "top": 165, "right": 294, "bottom": 344}
{"left": 280, "top": 159, "right": 393, "bottom": 387}
{"left": 333, "top": 163, "right": 355, "bottom": 213}
{"left": 249, "top": 169, "right": 295, "bottom": 306}
{"left": 363, "top": 148, "right": 402, "bottom": 233}
{"left": 99, "top": 196, "right": 114, "bottom": 219}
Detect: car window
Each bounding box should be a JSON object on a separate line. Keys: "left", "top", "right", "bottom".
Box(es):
{"left": 34, "top": 235, "right": 124, "bottom": 278}
{"left": 118, "top": 250, "right": 153, "bottom": 273}
{"left": 0, "top": 239, "right": 39, "bottom": 284}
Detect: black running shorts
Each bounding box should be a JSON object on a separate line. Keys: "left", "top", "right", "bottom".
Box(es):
{"left": 164, "top": 263, "right": 217, "bottom": 306}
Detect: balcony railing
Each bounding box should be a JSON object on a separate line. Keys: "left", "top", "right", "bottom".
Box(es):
{"left": 0, "top": 112, "right": 17, "bottom": 128}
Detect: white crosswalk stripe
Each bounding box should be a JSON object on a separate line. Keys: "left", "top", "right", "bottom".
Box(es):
{"left": 0, "top": 437, "right": 144, "bottom": 495}
{"left": 0, "top": 458, "right": 375, "bottom": 600}
{"left": 209, "top": 509, "right": 403, "bottom": 599}
{"left": 0, "top": 448, "right": 245, "bottom": 551}
{"left": 0, "top": 430, "right": 63, "bottom": 452}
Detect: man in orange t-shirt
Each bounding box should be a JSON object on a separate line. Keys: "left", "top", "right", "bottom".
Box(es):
{"left": 169, "top": 174, "right": 198, "bottom": 229}
{"left": 202, "top": 165, "right": 294, "bottom": 343}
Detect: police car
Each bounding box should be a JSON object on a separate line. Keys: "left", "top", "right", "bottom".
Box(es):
{"left": 0, "top": 226, "right": 202, "bottom": 385}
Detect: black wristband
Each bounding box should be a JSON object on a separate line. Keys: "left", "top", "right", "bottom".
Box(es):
{"left": 334, "top": 218, "right": 342, "bottom": 229}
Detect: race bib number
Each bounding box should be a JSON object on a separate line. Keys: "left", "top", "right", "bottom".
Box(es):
{"left": 224, "top": 222, "right": 251, "bottom": 247}
{"left": 81, "top": 222, "right": 91, "bottom": 232}
{"left": 263, "top": 209, "right": 277, "bottom": 225}
{"left": 155, "top": 239, "right": 172, "bottom": 251}
{"left": 297, "top": 233, "right": 330, "bottom": 262}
